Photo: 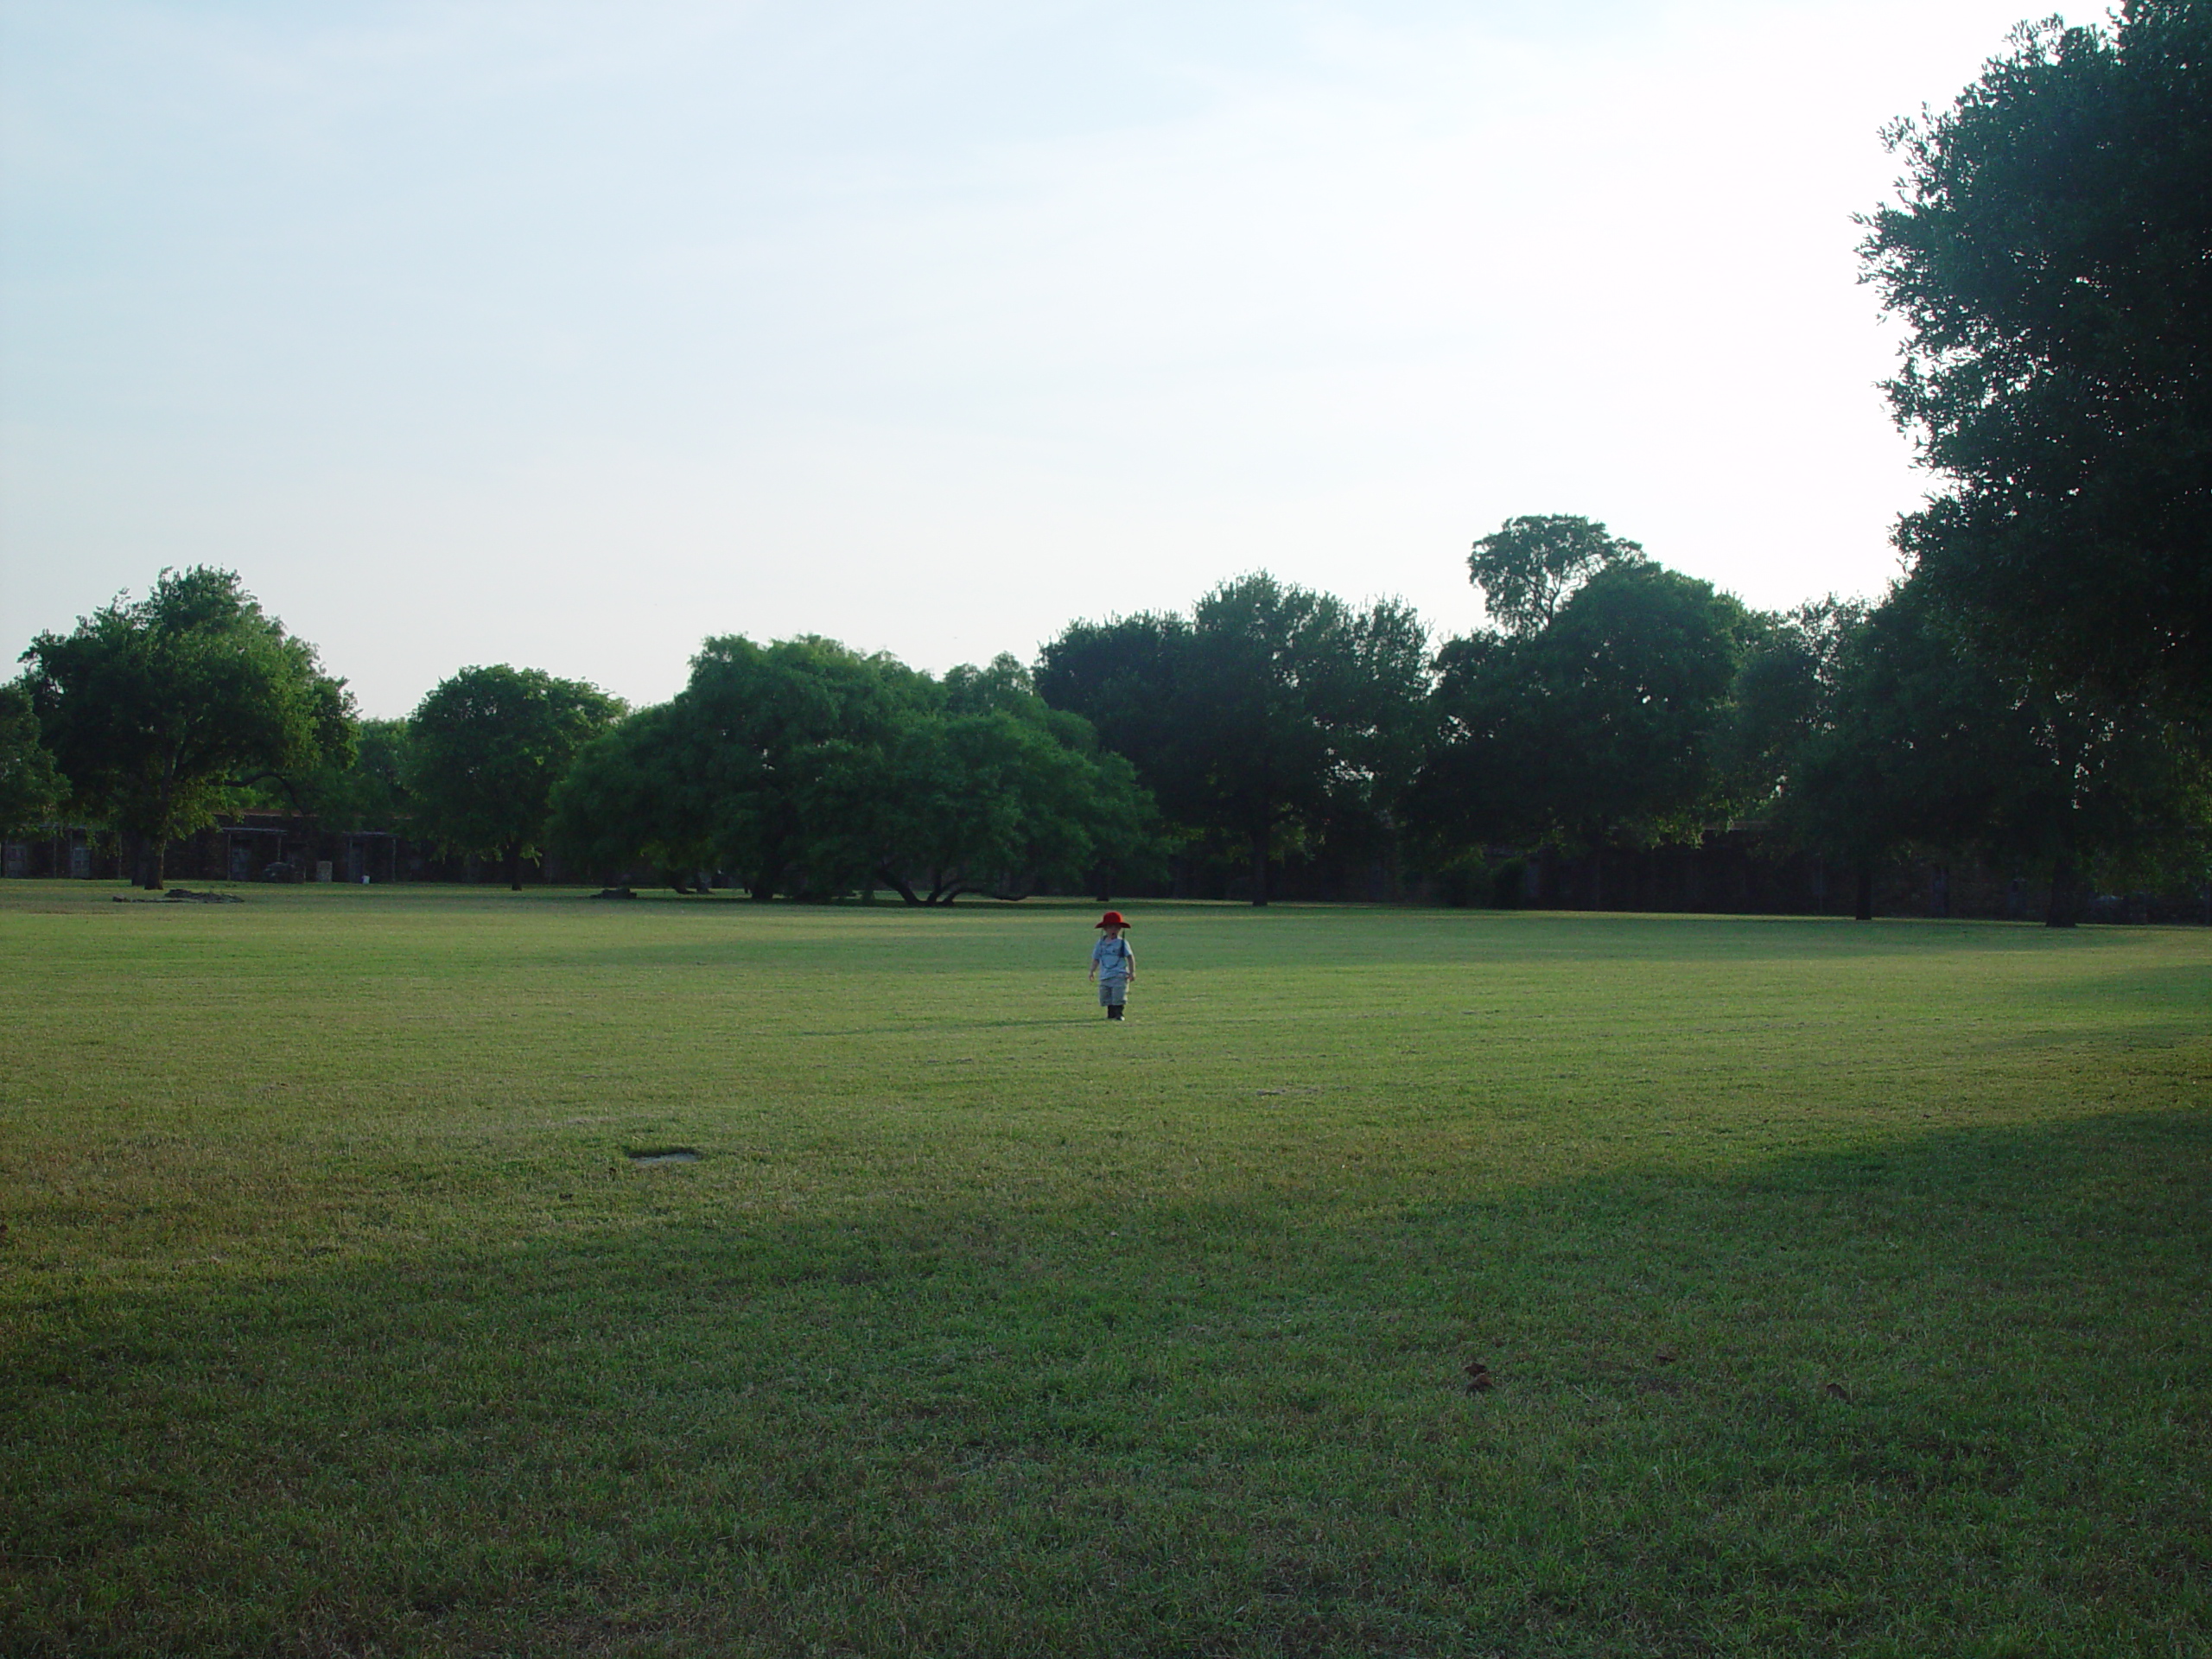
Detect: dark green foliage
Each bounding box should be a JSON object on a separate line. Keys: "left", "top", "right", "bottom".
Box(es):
{"left": 1033, "top": 609, "right": 1206, "bottom": 826}
{"left": 317, "top": 716, "right": 411, "bottom": 830}
{"left": 250, "top": 715, "right": 414, "bottom": 831}
{"left": 1777, "top": 578, "right": 2212, "bottom": 922}
{"left": 17, "top": 567, "right": 353, "bottom": 886}
{"left": 1417, "top": 563, "right": 1754, "bottom": 869}
{"left": 1428, "top": 852, "right": 1489, "bottom": 908}
{"left": 0, "top": 681, "right": 67, "bottom": 837}
{"left": 1861, "top": 3, "right": 2212, "bottom": 718}
{"left": 678, "top": 635, "right": 925, "bottom": 898}
{"left": 551, "top": 641, "right": 1152, "bottom": 903}
{"left": 1465, "top": 513, "right": 1645, "bottom": 635}
{"left": 406, "top": 664, "right": 624, "bottom": 889}
{"left": 1719, "top": 597, "right": 1870, "bottom": 810}
{"left": 547, "top": 702, "right": 717, "bottom": 887}
{"left": 1779, "top": 583, "right": 2028, "bottom": 878}
{"left": 1038, "top": 574, "right": 1431, "bottom": 904}
{"left": 867, "top": 657, "right": 1153, "bottom": 905}
{"left": 1488, "top": 855, "right": 1528, "bottom": 908}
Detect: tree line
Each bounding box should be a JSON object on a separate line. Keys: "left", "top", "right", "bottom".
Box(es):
{"left": 0, "top": 571, "right": 1154, "bottom": 903}
{"left": 6, "top": 512, "right": 2204, "bottom": 919}
{"left": 3, "top": 5, "right": 2205, "bottom": 918}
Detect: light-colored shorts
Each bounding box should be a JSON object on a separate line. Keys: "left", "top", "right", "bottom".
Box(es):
{"left": 1096, "top": 978, "right": 1128, "bottom": 1007}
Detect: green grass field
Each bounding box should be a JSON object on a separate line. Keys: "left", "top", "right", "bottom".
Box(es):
{"left": 3, "top": 885, "right": 2207, "bottom": 1657}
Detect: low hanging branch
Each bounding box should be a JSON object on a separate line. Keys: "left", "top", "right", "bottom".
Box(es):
{"left": 874, "top": 861, "right": 1040, "bottom": 906}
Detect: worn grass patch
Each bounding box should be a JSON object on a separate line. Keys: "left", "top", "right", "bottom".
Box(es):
{"left": 2, "top": 885, "right": 2207, "bottom": 1656}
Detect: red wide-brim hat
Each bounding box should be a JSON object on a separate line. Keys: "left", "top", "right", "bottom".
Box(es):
{"left": 1096, "top": 911, "right": 1130, "bottom": 928}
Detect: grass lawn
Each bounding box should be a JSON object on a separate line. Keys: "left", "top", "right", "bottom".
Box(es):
{"left": 2, "top": 884, "right": 2207, "bottom": 1657}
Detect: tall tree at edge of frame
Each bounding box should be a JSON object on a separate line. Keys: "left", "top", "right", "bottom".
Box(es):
{"left": 1859, "top": 3, "right": 2212, "bottom": 720}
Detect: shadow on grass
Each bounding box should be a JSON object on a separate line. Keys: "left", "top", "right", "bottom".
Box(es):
{"left": 5, "top": 1111, "right": 2208, "bottom": 1658}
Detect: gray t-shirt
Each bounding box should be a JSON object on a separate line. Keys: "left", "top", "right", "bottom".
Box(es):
{"left": 1090, "top": 935, "right": 1134, "bottom": 982}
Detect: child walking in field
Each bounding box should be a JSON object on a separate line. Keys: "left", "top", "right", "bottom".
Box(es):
{"left": 1090, "top": 911, "right": 1135, "bottom": 1020}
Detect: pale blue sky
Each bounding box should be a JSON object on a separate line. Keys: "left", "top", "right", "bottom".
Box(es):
{"left": 3, "top": 1, "right": 2058, "bottom": 715}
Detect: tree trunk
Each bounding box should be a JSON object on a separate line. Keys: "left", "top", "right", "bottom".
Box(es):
{"left": 1588, "top": 848, "right": 1603, "bottom": 911}
{"left": 1092, "top": 862, "right": 1112, "bottom": 905}
{"left": 1249, "top": 830, "right": 1269, "bottom": 907}
{"left": 2046, "top": 850, "right": 2079, "bottom": 928}
{"left": 505, "top": 840, "right": 523, "bottom": 892}
{"left": 130, "top": 832, "right": 168, "bottom": 890}
{"left": 1853, "top": 862, "right": 1873, "bottom": 922}
{"left": 146, "top": 773, "right": 175, "bottom": 889}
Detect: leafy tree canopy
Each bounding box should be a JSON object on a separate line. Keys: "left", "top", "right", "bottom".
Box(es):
{"left": 0, "top": 682, "right": 68, "bottom": 839}
{"left": 551, "top": 641, "right": 1152, "bottom": 904}
{"left": 675, "top": 634, "right": 929, "bottom": 899}
{"left": 238, "top": 715, "right": 415, "bottom": 830}
{"left": 861, "top": 677, "right": 1152, "bottom": 906}
{"left": 1777, "top": 576, "right": 2210, "bottom": 922}
{"left": 1718, "top": 596, "right": 1872, "bottom": 810}
{"left": 1033, "top": 610, "right": 1205, "bottom": 823}
{"left": 548, "top": 702, "right": 718, "bottom": 888}
{"left": 19, "top": 567, "right": 353, "bottom": 886}
{"left": 307, "top": 717, "right": 413, "bottom": 831}
{"left": 406, "top": 664, "right": 624, "bottom": 888}
{"left": 1861, "top": 3, "right": 2212, "bottom": 717}
{"left": 1466, "top": 515, "right": 1645, "bottom": 637}
{"left": 1416, "top": 562, "right": 1753, "bottom": 878}
{"left": 1038, "top": 574, "right": 1430, "bottom": 904}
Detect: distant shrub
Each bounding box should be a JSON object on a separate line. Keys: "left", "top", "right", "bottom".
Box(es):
{"left": 1491, "top": 857, "right": 1528, "bottom": 909}
{"left": 1432, "top": 855, "right": 1490, "bottom": 908}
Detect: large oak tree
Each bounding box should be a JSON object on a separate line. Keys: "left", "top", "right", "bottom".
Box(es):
{"left": 406, "top": 664, "right": 624, "bottom": 889}
{"left": 19, "top": 568, "right": 353, "bottom": 887}
{"left": 1861, "top": 3, "right": 2212, "bottom": 719}
{"left": 1039, "top": 574, "right": 1430, "bottom": 905}
{"left": 550, "top": 641, "right": 1149, "bottom": 904}
{"left": 1414, "top": 562, "right": 1754, "bottom": 904}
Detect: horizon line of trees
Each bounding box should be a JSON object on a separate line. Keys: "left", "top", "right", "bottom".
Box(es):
{"left": 6, "top": 520, "right": 2206, "bottom": 921}
{"left": 3, "top": 9, "right": 2203, "bottom": 923}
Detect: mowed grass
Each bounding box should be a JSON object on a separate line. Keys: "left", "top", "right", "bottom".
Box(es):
{"left": 1, "top": 886, "right": 2207, "bottom": 1658}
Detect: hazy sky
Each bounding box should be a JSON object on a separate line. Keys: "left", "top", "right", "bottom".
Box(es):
{"left": 2, "top": 1, "right": 2059, "bottom": 716}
